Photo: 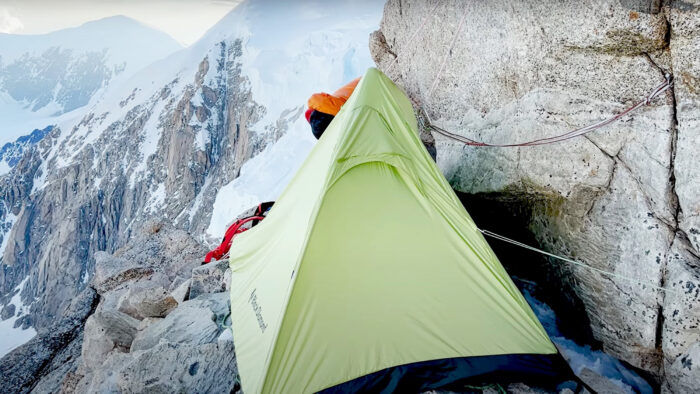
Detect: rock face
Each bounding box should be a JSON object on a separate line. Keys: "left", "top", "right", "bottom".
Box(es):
{"left": 0, "top": 288, "right": 98, "bottom": 393}
{"left": 190, "top": 259, "right": 230, "bottom": 299}
{"left": 0, "top": 31, "right": 286, "bottom": 335}
{"left": 371, "top": 0, "right": 699, "bottom": 390}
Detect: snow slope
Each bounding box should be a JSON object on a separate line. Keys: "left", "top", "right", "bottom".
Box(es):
{"left": 0, "top": 277, "right": 36, "bottom": 357}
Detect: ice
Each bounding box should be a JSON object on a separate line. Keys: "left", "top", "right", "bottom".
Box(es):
{"left": 208, "top": 116, "right": 315, "bottom": 238}
{"left": 523, "top": 289, "right": 653, "bottom": 394}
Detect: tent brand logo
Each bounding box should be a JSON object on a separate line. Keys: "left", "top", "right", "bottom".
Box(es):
{"left": 249, "top": 289, "right": 267, "bottom": 333}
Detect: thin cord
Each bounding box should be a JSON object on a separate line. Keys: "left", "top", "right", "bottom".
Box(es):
{"left": 479, "top": 229, "right": 677, "bottom": 294}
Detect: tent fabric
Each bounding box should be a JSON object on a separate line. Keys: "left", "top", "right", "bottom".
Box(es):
{"left": 228, "top": 68, "right": 557, "bottom": 394}
{"left": 319, "top": 353, "right": 568, "bottom": 393}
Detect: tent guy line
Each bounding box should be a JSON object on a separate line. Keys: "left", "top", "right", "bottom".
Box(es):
{"left": 479, "top": 229, "right": 678, "bottom": 295}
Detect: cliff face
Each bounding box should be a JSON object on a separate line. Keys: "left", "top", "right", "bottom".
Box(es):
{"left": 371, "top": 0, "right": 699, "bottom": 391}
{"left": 0, "top": 37, "right": 275, "bottom": 332}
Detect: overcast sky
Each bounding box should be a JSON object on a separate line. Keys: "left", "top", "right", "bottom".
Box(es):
{"left": 0, "top": 0, "right": 240, "bottom": 45}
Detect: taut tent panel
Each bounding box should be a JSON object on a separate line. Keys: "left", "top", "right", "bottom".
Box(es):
{"left": 228, "top": 68, "right": 558, "bottom": 394}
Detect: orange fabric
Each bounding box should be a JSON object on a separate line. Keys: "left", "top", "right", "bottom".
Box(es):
{"left": 307, "top": 77, "right": 360, "bottom": 116}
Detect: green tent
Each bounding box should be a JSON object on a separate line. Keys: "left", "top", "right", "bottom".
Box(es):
{"left": 228, "top": 68, "right": 563, "bottom": 393}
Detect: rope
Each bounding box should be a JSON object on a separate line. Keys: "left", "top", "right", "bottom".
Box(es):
{"left": 217, "top": 310, "right": 232, "bottom": 330}
{"left": 384, "top": 1, "right": 442, "bottom": 73}
{"left": 429, "top": 75, "right": 672, "bottom": 147}
{"left": 478, "top": 228, "right": 678, "bottom": 294}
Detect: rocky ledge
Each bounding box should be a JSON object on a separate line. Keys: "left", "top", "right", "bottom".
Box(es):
{"left": 0, "top": 222, "right": 238, "bottom": 394}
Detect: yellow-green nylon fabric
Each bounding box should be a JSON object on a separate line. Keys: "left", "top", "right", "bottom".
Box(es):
{"left": 228, "top": 68, "right": 556, "bottom": 394}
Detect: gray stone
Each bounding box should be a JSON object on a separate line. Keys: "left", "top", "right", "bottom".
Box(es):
{"left": 503, "top": 383, "right": 551, "bottom": 394}
{"left": 29, "top": 331, "right": 85, "bottom": 394}
{"left": 224, "top": 268, "right": 232, "bottom": 291}
{"left": 370, "top": 0, "right": 700, "bottom": 384}
{"left": 92, "top": 251, "right": 155, "bottom": 294}
{"left": 662, "top": 239, "right": 700, "bottom": 393}
{"left": 86, "top": 341, "right": 237, "bottom": 394}
{"left": 81, "top": 310, "right": 139, "bottom": 371}
{"left": 170, "top": 277, "right": 191, "bottom": 304}
{"left": 137, "top": 316, "right": 164, "bottom": 331}
{"left": 218, "top": 327, "right": 234, "bottom": 342}
{"left": 0, "top": 288, "right": 97, "bottom": 394}
{"left": 190, "top": 259, "right": 229, "bottom": 299}
{"left": 1, "top": 303, "right": 16, "bottom": 320}
{"left": 117, "top": 282, "right": 178, "bottom": 319}
{"left": 664, "top": 342, "right": 700, "bottom": 393}
{"left": 130, "top": 292, "right": 229, "bottom": 352}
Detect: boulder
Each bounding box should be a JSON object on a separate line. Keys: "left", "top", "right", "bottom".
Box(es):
{"left": 117, "top": 282, "right": 178, "bottom": 319}
{"left": 190, "top": 260, "right": 229, "bottom": 299}
{"left": 81, "top": 310, "right": 139, "bottom": 370}
{"left": 130, "top": 292, "right": 229, "bottom": 352}
{"left": 578, "top": 368, "right": 627, "bottom": 394}
{"left": 224, "top": 268, "right": 232, "bottom": 291}
{"left": 169, "top": 276, "right": 191, "bottom": 304}
{"left": 92, "top": 251, "right": 155, "bottom": 294}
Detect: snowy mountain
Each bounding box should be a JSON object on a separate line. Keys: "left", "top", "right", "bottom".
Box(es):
{"left": 0, "top": 126, "right": 53, "bottom": 175}
{"left": 0, "top": 0, "right": 383, "bottom": 358}
{"left": 0, "top": 16, "right": 182, "bottom": 144}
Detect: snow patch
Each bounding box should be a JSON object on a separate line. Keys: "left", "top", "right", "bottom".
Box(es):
{"left": 130, "top": 100, "right": 167, "bottom": 186}
{"left": 208, "top": 116, "right": 314, "bottom": 238}
{"left": 0, "top": 160, "right": 11, "bottom": 176}
{"left": 524, "top": 290, "right": 653, "bottom": 394}
{"left": 145, "top": 183, "right": 166, "bottom": 213}
{"left": 0, "top": 277, "right": 37, "bottom": 357}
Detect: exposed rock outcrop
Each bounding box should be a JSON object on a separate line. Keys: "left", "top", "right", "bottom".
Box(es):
{"left": 371, "top": 0, "right": 699, "bottom": 390}
{"left": 5, "top": 223, "right": 237, "bottom": 393}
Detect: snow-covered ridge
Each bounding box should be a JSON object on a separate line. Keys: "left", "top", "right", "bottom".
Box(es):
{"left": 0, "top": 126, "right": 53, "bottom": 176}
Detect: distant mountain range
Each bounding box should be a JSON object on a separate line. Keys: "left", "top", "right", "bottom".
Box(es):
{"left": 0, "top": 15, "right": 182, "bottom": 145}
